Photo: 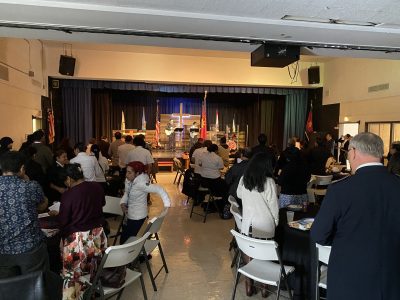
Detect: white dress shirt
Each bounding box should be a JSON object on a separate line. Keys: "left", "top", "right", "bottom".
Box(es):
{"left": 118, "top": 143, "right": 135, "bottom": 168}
{"left": 120, "top": 173, "right": 171, "bottom": 220}
{"left": 95, "top": 153, "right": 109, "bottom": 182}
{"left": 70, "top": 152, "right": 102, "bottom": 182}
{"left": 125, "top": 146, "right": 154, "bottom": 166}
{"left": 237, "top": 176, "right": 279, "bottom": 239}
{"left": 198, "top": 151, "right": 224, "bottom": 179}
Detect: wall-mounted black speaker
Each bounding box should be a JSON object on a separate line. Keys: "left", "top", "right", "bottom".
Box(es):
{"left": 308, "top": 66, "right": 320, "bottom": 84}
{"left": 59, "top": 55, "right": 76, "bottom": 76}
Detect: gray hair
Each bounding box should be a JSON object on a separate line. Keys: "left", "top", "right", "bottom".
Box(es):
{"left": 349, "top": 132, "right": 384, "bottom": 158}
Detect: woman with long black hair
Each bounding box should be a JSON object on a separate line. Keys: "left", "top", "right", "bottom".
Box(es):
{"left": 236, "top": 152, "right": 279, "bottom": 297}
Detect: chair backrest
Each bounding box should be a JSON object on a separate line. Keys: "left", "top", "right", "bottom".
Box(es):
{"left": 228, "top": 195, "right": 239, "bottom": 208}
{"left": 173, "top": 157, "right": 183, "bottom": 170}
{"left": 316, "top": 244, "right": 331, "bottom": 265}
{"left": 102, "top": 232, "right": 151, "bottom": 268}
{"left": 307, "top": 179, "right": 317, "bottom": 203}
{"left": 313, "top": 175, "right": 333, "bottom": 186}
{"left": 230, "top": 205, "right": 242, "bottom": 230}
{"left": 103, "top": 196, "right": 123, "bottom": 216}
{"left": 231, "top": 229, "right": 278, "bottom": 261}
{"left": 146, "top": 208, "right": 168, "bottom": 234}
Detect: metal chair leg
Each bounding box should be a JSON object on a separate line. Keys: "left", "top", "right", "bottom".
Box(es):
{"left": 157, "top": 239, "right": 169, "bottom": 273}
{"left": 144, "top": 251, "right": 157, "bottom": 291}
{"left": 231, "top": 271, "right": 241, "bottom": 300}
{"left": 137, "top": 263, "right": 148, "bottom": 300}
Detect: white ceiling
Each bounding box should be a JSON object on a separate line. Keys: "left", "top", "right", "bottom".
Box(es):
{"left": 1, "top": 0, "right": 400, "bottom": 59}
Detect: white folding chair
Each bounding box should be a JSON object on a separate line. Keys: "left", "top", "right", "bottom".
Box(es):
{"left": 231, "top": 229, "right": 294, "bottom": 300}
{"left": 309, "top": 175, "right": 333, "bottom": 200}
{"left": 125, "top": 208, "right": 169, "bottom": 291}
{"left": 228, "top": 195, "right": 240, "bottom": 209}
{"left": 316, "top": 244, "right": 331, "bottom": 299}
{"left": 103, "top": 196, "right": 124, "bottom": 246}
{"left": 83, "top": 232, "right": 151, "bottom": 300}
{"left": 229, "top": 200, "right": 243, "bottom": 268}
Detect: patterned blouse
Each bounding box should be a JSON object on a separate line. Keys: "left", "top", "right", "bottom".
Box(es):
{"left": 0, "top": 175, "right": 45, "bottom": 254}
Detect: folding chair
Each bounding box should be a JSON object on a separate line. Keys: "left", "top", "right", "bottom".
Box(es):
{"left": 316, "top": 244, "right": 331, "bottom": 299}
{"left": 231, "top": 229, "right": 294, "bottom": 300}
{"left": 229, "top": 197, "right": 243, "bottom": 268}
{"left": 103, "top": 196, "right": 124, "bottom": 246}
{"left": 125, "top": 208, "right": 169, "bottom": 291}
{"left": 83, "top": 232, "right": 151, "bottom": 300}
{"left": 190, "top": 186, "right": 221, "bottom": 223}
{"left": 173, "top": 157, "right": 185, "bottom": 185}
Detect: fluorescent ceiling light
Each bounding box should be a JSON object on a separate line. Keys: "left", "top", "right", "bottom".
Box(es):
{"left": 282, "top": 15, "right": 378, "bottom": 27}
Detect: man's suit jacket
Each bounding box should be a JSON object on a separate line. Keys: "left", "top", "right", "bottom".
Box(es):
{"left": 311, "top": 165, "right": 400, "bottom": 300}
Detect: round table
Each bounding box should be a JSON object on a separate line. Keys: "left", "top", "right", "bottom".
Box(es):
{"left": 274, "top": 204, "right": 319, "bottom": 300}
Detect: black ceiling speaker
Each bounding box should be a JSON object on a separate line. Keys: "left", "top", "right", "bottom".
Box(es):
{"left": 59, "top": 55, "right": 76, "bottom": 76}
{"left": 308, "top": 66, "right": 320, "bottom": 84}
{"left": 251, "top": 44, "right": 300, "bottom": 68}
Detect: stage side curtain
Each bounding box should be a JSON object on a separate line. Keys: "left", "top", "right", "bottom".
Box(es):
{"left": 92, "top": 89, "right": 112, "bottom": 140}
{"left": 260, "top": 96, "right": 285, "bottom": 151}
{"left": 283, "top": 90, "right": 308, "bottom": 148}
{"left": 62, "top": 87, "right": 93, "bottom": 145}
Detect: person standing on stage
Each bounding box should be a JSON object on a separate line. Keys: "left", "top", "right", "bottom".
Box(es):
{"left": 311, "top": 132, "right": 400, "bottom": 300}
{"left": 189, "top": 121, "right": 199, "bottom": 148}
{"left": 165, "top": 119, "right": 175, "bottom": 151}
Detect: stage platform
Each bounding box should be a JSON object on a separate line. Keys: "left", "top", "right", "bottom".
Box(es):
{"left": 152, "top": 149, "right": 189, "bottom": 172}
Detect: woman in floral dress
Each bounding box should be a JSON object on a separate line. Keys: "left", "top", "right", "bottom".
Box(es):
{"left": 58, "top": 163, "right": 107, "bottom": 300}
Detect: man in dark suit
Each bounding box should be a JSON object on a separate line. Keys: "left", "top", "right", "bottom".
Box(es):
{"left": 311, "top": 132, "right": 400, "bottom": 300}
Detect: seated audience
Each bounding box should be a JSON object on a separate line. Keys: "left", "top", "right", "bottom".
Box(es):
{"left": 197, "top": 143, "right": 229, "bottom": 213}
{"left": 277, "top": 147, "right": 311, "bottom": 208}
{"left": 236, "top": 152, "right": 279, "bottom": 296}
{"left": 0, "top": 151, "right": 48, "bottom": 279}
{"left": 387, "top": 141, "right": 400, "bottom": 162}
{"left": 217, "top": 136, "right": 230, "bottom": 168}
{"left": 70, "top": 142, "right": 102, "bottom": 181}
{"left": 120, "top": 161, "right": 171, "bottom": 244}
{"left": 189, "top": 138, "right": 204, "bottom": 161}
{"left": 191, "top": 139, "right": 212, "bottom": 175}
{"left": 24, "top": 146, "right": 48, "bottom": 194}
{"left": 58, "top": 137, "right": 75, "bottom": 160}
{"left": 58, "top": 163, "right": 107, "bottom": 299}
{"left": 225, "top": 147, "right": 252, "bottom": 207}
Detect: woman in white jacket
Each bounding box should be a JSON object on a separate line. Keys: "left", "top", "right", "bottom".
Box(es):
{"left": 120, "top": 161, "right": 171, "bottom": 244}
{"left": 236, "top": 151, "right": 279, "bottom": 297}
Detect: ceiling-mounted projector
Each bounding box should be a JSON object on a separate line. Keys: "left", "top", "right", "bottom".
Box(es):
{"left": 251, "top": 44, "right": 300, "bottom": 68}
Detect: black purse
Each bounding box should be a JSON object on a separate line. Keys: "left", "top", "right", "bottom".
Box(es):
{"left": 99, "top": 266, "right": 127, "bottom": 288}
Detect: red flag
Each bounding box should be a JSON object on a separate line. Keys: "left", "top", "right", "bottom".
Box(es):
{"left": 154, "top": 100, "right": 160, "bottom": 147}
{"left": 200, "top": 91, "right": 208, "bottom": 139}
{"left": 306, "top": 110, "right": 313, "bottom": 133}
{"left": 47, "top": 108, "right": 55, "bottom": 144}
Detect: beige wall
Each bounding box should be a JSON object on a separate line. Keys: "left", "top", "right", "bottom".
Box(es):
{"left": 45, "top": 43, "right": 323, "bottom": 87}
{"left": 0, "top": 38, "right": 46, "bottom": 148}
{"left": 323, "top": 57, "right": 400, "bottom": 131}
{"left": 1, "top": 38, "right": 324, "bottom": 148}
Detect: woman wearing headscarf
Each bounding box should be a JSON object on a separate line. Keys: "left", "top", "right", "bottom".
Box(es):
{"left": 119, "top": 161, "right": 171, "bottom": 244}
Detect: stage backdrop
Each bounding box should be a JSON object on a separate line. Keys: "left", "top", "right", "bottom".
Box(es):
{"left": 53, "top": 79, "right": 309, "bottom": 150}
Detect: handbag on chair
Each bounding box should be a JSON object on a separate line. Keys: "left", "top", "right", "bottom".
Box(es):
{"left": 99, "top": 266, "right": 127, "bottom": 288}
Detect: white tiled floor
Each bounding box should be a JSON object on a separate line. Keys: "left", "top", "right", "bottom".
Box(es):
{"left": 112, "top": 172, "right": 277, "bottom": 300}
